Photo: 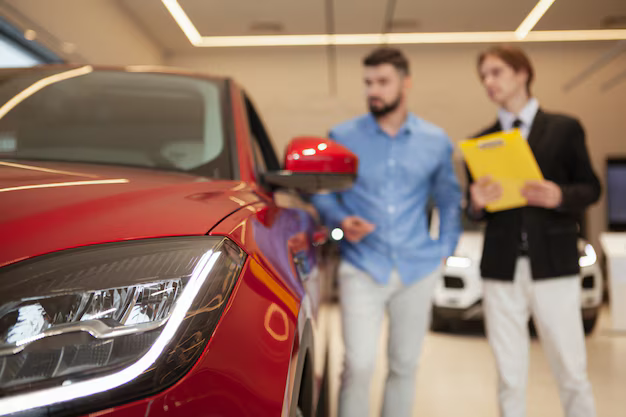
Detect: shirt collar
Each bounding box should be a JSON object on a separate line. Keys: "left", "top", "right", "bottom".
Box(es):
{"left": 366, "top": 112, "right": 418, "bottom": 137}
{"left": 498, "top": 97, "right": 540, "bottom": 130}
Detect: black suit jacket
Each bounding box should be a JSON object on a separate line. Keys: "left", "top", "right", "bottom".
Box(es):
{"left": 466, "top": 110, "right": 601, "bottom": 280}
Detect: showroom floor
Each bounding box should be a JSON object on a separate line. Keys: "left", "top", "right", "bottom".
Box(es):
{"left": 326, "top": 305, "right": 626, "bottom": 417}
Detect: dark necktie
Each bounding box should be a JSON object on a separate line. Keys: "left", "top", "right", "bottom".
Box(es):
{"left": 513, "top": 119, "right": 523, "bottom": 129}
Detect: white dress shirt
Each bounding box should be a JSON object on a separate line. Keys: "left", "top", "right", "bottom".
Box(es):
{"left": 498, "top": 97, "right": 540, "bottom": 140}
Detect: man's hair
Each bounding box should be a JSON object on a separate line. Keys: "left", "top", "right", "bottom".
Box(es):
{"left": 363, "top": 47, "right": 410, "bottom": 76}
{"left": 478, "top": 45, "right": 534, "bottom": 94}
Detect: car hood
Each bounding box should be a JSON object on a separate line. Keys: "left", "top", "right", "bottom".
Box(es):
{"left": 0, "top": 160, "right": 260, "bottom": 267}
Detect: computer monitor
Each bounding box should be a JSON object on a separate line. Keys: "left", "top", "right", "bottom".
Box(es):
{"left": 607, "top": 158, "right": 626, "bottom": 231}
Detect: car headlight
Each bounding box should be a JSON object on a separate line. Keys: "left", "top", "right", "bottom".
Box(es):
{"left": 0, "top": 237, "right": 245, "bottom": 416}
{"left": 446, "top": 256, "right": 472, "bottom": 268}
{"left": 579, "top": 243, "right": 597, "bottom": 268}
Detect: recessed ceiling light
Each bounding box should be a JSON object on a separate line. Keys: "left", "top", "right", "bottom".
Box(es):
{"left": 162, "top": 0, "right": 202, "bottom": 45}
{"left": 189, "top": 30, "right": 626, "bottom": 48}
{"left": 161, "top": 0, "right": 626, "bottom": 48}
{"left": 515, "top": 0, "right": 557, "bottom": 39}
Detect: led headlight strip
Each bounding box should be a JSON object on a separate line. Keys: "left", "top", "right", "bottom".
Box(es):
{"left": 0, "top": 237, "right": 246, "bottom": 416}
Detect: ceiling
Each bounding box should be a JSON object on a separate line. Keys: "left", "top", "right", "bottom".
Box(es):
{"left": 1, "top": 0, "right": 626, "bottom": 57}
{"left": 115, "top": 0, "right": 626, "bottom": 52}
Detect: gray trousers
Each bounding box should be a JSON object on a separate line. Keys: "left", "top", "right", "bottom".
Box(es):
{"left": 338, "top": 261, "right": 439, "bottom": 417}
{"left": 484, "top": 257, "right": 596, "bottom": 417}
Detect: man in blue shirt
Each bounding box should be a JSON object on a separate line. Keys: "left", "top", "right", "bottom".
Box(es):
{"left": 312, "top": 48, "right": 462, "bottom": 417}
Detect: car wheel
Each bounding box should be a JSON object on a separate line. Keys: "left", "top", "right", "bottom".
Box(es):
{"left": 430, "top": 308, "right": 449, "bottom": 332}
{"left": 583, "top": 315, "right": 598, "bottom": 335}
{"left": 528, "top": 319, "right": 538, "bottom": 338}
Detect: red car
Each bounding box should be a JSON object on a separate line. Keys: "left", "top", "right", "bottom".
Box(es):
{"left": 0, "top": 66, "right": 357, "bottom": 417}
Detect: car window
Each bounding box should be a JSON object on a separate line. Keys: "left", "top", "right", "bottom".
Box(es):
{"left": 251, "top": 138, "right": 268, "bottom": 174}
{"left": 244, "top": 94, "right": 280, "bottom": 176}
{"left": 0, "top": 68, "right": 232, "bottom": 178}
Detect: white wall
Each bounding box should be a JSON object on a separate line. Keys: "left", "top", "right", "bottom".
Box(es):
{"left": 168, "top": 42, "right": 626, "bottom": 248}
{"left": 5, "top": 0, "right": 163, "bottom": 65}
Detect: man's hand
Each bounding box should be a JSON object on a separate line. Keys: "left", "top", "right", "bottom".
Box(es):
{"left": 522, "top": 180, "right": 562, "bottom": 209}
{"left": 341, "top": 216, "right": 376, "bottom": 243}
{"left": 469, "top": 176, "right": 503, "bottom": 210}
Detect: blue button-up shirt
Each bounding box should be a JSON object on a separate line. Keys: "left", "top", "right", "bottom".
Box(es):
{"left": 311, "top": 113, "right": 462, "bottom": 285}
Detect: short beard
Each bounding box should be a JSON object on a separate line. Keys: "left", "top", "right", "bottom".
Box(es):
{"left": 369, "top": 94, "right": 403, "bottom": 118}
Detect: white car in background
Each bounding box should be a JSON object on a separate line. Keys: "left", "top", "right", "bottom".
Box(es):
{"left": 430, "top": 211, "right": 603, "bottom": 335}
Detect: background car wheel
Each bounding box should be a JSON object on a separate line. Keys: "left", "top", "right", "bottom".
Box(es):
{"left": 583, "top": 315, "right": 598, "bottom": 335}
{"left": 430, "top": 309, "right": 449, "bottom": 332}
{"left": 528, "top": 319, "right": 538, "bottom": 338}
{"left": 530, "top": 315, "right": 599, "bottom": 337}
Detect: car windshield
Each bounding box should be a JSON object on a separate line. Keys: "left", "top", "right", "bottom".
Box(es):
{"left": 0, "top": 67, "right": 231, "bottom": 178}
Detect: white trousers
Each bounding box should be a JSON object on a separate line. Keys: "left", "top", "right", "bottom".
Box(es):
{"left": 337, "top": 261, "right": 439, "bottom": 417}
{"left": 484, "top": 257, "right": 596, "bottom": 417}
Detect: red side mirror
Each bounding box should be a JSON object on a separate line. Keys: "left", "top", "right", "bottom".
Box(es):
{"left": 284, "top": 137, "right": 358, "bottom": 175}
{"left": 263, "top": 137, "right": 358, "bottom": 193}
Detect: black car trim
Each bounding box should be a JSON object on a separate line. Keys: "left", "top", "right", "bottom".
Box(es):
{"left": 222, "top": 79, "right": 241, "bottom": 181}
{"left": 289, "top": 318, "right": 315, "bottom": 417}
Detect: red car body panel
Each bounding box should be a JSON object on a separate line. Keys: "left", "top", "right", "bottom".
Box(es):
{"left": 0, "top": 161, "right": 261, "bottom": 268}
{"left": 0, "top": 159, "right": 318, "bottom": 417}
{"left": 78, "top": 198, "right": 322, "bottom": 417}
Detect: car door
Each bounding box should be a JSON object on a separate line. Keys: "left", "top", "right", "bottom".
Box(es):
{"left": 243, "top": 95, "right": 329, "bottom": 417}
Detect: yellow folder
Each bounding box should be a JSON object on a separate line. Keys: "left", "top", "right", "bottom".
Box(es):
{"left": 459, "top": 129, "right": 543, "bottom": 212}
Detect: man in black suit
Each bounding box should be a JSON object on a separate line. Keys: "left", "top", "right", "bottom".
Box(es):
{"left": 468, "top": 45, "right": 601, "bottom": 417}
